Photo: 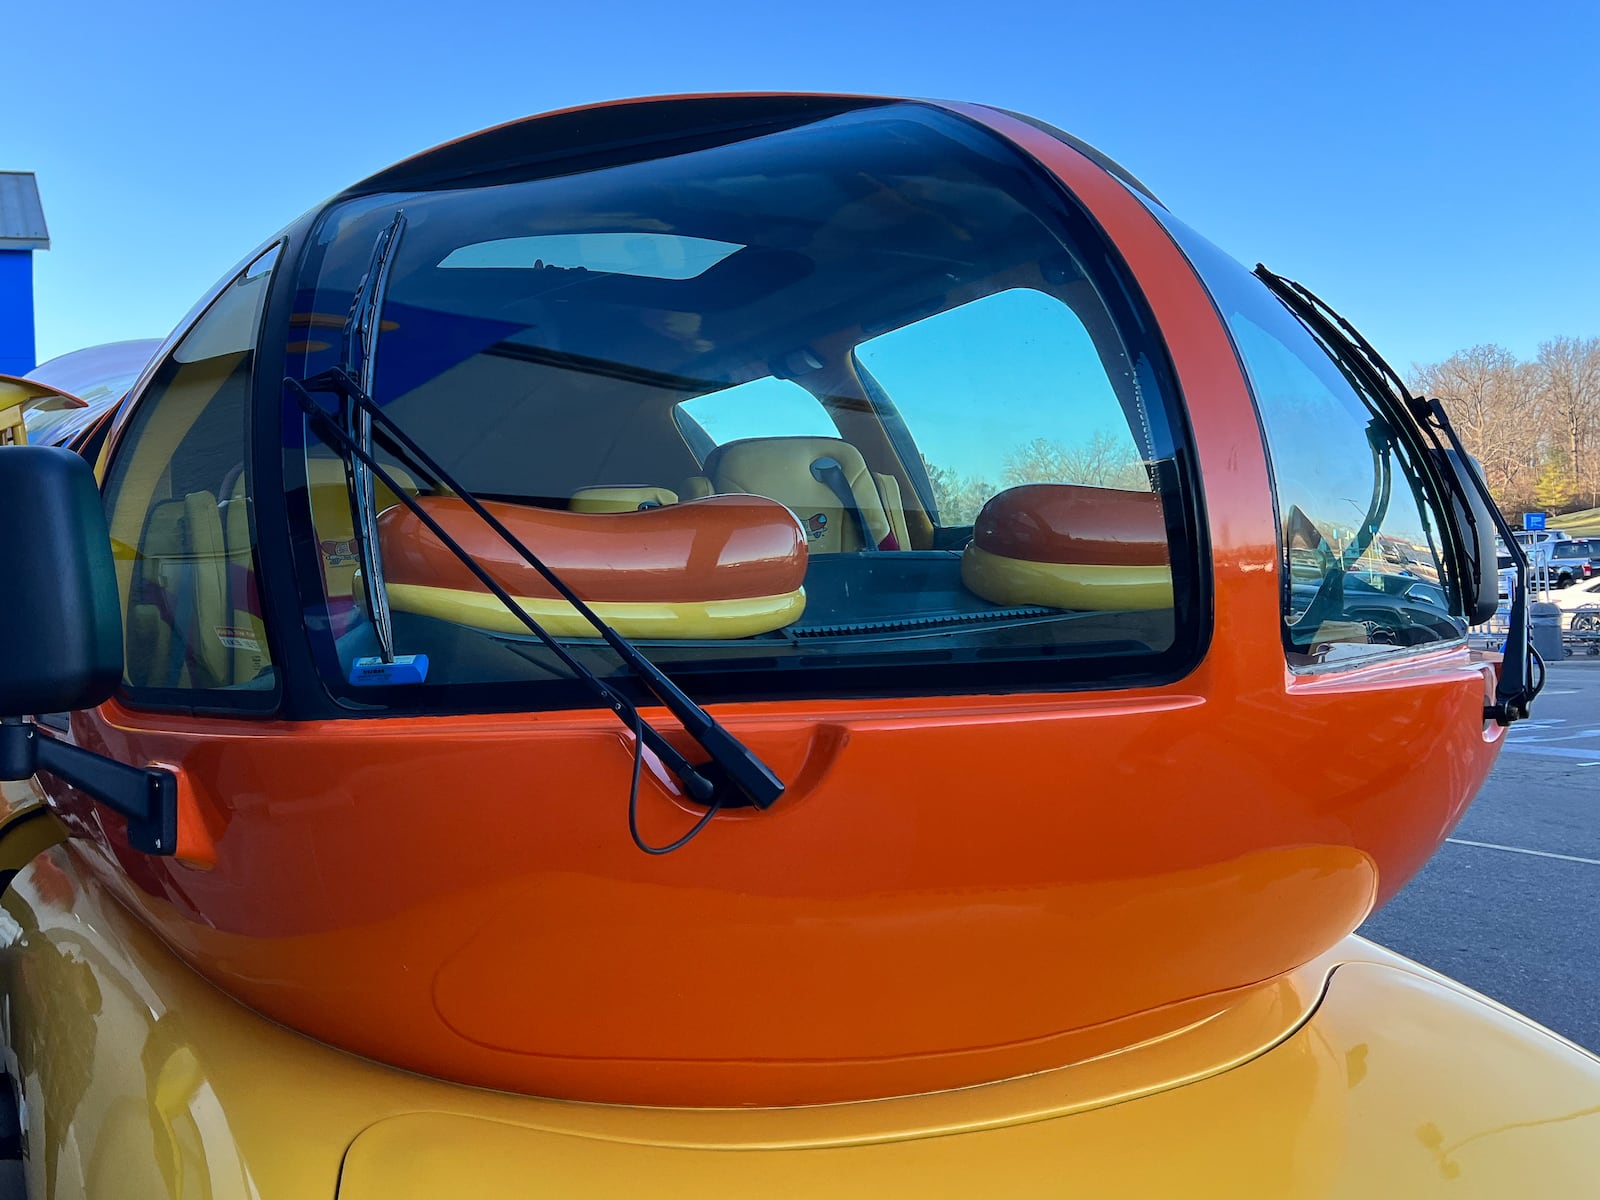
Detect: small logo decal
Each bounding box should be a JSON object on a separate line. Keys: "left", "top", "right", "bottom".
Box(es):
{"left": 321, "top": 538, "right": 358, "bottom": 567}
{"left": 804, "top": 513, "right": 829, "bottom": 541}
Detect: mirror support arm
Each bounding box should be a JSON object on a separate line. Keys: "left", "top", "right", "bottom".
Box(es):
{"left": 0, "top": 719, "right": 177, "bottom": 855}
{"left": 1420, "top": 401, "right": 1541, "bottom": 724}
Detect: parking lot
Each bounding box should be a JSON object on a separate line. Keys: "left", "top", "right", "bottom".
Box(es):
{"left": 1361, "top": 657, "right": 1600, "bottom": 1052}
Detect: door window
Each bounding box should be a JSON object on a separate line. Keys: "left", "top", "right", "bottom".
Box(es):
{"left": 100, "top": 246, "right": 280, "bottom": 704}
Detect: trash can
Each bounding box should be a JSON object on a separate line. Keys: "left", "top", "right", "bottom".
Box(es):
{"left": 1530, "top": 601, "right": 1565, "bottom": 661}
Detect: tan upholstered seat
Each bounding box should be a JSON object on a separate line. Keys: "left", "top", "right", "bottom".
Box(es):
{"left": 704, "top": 437, "right": 904, "bottom": 554}
{"left": 678, "top": 475, "right": 714, "bottom": 501}
{"left": 569, "top": 486, "right": 678, "bottom": 513}
{"left": 126, "top": 491, "right": 232, "bottom": 687}
{"left": 218, "top": 474, "right": 270, "bottom": 682}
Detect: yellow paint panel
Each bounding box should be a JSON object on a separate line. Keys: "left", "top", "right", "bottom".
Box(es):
{"left": 6, "top": 858, "right": 1599, "bottom": 1199}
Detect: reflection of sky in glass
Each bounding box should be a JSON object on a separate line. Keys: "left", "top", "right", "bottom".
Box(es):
{"left": 1231, "top": 312, "right": 1435, "bottom": 560}
{"left": 857, "top": 289, "right": 1134, "bottom": 482}
{"left": 680, "top": 377, "right": 836, "bottom": 442}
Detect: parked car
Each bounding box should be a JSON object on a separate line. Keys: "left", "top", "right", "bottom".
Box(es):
{"left": 1346, "top": 568, "right": 1450, "bottom": 610}
{"left": 1290, "top": 570, "right": 1464, "bottom": 647}
{"left": 1497, "top": 551, "right": 1517, "bottom": 601}
{"left": 1553, "top": 575, "right": 1600, "bottom": 630}
{"left": 1546, "top": 537, "right": 1600, "bottom": 588}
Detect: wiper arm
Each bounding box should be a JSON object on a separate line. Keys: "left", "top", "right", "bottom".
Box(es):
{"left": 1254, "top": 264, "right": 1541, "bottom": 723}
{"left": 341, "top": 211, "right": 407, "bottom": 664}
{"left": 286, "top": 369, "right": 786, "bottom": 812}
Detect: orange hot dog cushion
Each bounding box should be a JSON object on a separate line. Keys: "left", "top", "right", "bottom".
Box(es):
{"left": 378, "top": 494, "right": 808, "bottom": 639}
{"left": 961, "top": 484, "right": 1173, "bottom": 611}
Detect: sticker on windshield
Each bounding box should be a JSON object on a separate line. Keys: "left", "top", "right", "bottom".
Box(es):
{"left": 214, "top": 626, "right": 262, "bottom": 652}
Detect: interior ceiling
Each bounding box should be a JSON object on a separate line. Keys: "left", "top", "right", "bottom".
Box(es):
{"left": 362, "top": 112, "right": 1071, "bottom": 381}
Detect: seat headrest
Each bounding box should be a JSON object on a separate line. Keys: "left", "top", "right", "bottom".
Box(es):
{"left": 706, "top": 437, "right": 894, "bottom": 553}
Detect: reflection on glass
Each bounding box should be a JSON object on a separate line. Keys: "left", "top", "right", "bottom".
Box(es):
{"left": 1145, "top": 209, "right": 1464, "bottom": 668}
{"left": 283, "top": 105, "right": 1200, "bottom": 711}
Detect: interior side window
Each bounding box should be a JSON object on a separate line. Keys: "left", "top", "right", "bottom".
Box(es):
{"left": 101, "top": 246, "right": 280, "bottom": 702}
{"left": 677, "top": 377, "right": 838, "bottom": 445}
{"left": 855, "top": 289, "right": 1148, "bottom": 527}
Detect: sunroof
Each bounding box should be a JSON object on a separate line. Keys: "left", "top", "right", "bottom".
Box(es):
{"left": 438, "top": 232, "right": 743, "bottom": 280}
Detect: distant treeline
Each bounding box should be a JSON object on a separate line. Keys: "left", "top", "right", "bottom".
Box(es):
{"left": 1410, "top": 336, "right": 1600, "bottom": 516}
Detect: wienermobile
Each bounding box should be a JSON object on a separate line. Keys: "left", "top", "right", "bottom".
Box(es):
{"left": 0, "top": 94, "right": 1591, "bottom": 1197}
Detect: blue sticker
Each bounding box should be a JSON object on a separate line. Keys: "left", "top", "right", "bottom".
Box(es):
{"left": 349, "top": 654, "right": 430, "bottom": 686}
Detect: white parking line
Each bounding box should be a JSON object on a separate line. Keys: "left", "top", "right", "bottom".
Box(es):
{"left": 1500, "top": 744, "right": 1600, "bottom": 762}
{"left": 1511, "top": 730, "right": 1600, "bottom": 743}
{"left": 1445, "top": 838, "right": 1600, "bottom": 867}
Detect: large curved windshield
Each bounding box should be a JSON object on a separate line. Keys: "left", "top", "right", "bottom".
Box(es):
{"left": 283, "top": 104, "right": 1201, "bottom": 711}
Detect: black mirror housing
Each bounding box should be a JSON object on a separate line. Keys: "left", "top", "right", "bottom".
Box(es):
{"left": 1437, "top": 449, "right": 1500, "bottom": 626}
{"left": 0, "top": 447, "right": 123, "bottom": 715}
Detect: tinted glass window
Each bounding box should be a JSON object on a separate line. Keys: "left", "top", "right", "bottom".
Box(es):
{"left": 284, "top": 105, "right": 1201, "bottom": 712}
{"left": 101, "top": 247, "right": 280, "bottom": 705}
{"left": 1146, "top": 210, "right": 1464, "bottom": 668}
{"left": 678, "top": 378, "right": 838, "bottom": 446}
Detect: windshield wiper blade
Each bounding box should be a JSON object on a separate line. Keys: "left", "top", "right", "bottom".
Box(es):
{"left": 286, "top": 369, "right": 786, "bottom": 812}
{"left": 1254, "top": 264, "right": 1542, "bottom": 723}
{"left": 341, "top": 211, "right": 407, "bottom": 664}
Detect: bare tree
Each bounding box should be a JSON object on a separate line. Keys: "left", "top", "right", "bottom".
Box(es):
{"left": 1002, "top": 431, "right": 1148, "bottom": 491}
{"left": 1535, "top": 336, "right": 1600, "bottom": 509}
{"left": 921, "top": 457, "right": 995, "bottom": 526}
{"left": 1411, "top": 345, "right": 1543, "bottom": 512}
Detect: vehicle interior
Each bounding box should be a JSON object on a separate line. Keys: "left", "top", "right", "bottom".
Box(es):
{"left": 282, "top": 107, "right": 1197, "bottom": 700}
{"left": 113, "top": 105, "right": 1198, "bottom": 709}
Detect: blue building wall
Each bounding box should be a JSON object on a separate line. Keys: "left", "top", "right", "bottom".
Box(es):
{"left": 0, "top": 249, "right": 36, "bottom": 376}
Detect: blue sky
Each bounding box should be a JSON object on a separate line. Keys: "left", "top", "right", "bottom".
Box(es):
{"left": 14, "top": 0, "right": 1599, "bottom": 373}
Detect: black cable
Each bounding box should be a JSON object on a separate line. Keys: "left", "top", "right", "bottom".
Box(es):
{"left": 627, "top": 710, "right": 723, "bottom": 855}
{"left": 1528, "top": 644, "right": 1547, "bottom": 699}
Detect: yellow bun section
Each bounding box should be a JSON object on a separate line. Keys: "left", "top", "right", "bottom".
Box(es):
{"left": 961, "top": 543, "right": 1173, "bottom": 611}
{"left": 385, "top": 581, "right": 806, "bottom": 640}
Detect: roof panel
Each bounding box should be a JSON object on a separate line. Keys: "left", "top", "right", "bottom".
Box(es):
{"left": 0, "top": 172, "right": 49, "bottom": 250}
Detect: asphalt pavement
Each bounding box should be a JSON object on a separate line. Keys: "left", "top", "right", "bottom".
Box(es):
{"left": 1360, "top": 656, "right": 1600, "bottom": 1052}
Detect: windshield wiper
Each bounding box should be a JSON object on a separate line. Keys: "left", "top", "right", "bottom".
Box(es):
{"left": 341, "top": 211, "right": 407, "bottom": 664}
{"left": 285, "top": 369, "right": 786, "bottom": 814}
{"left": 1254, "top": 264, "right": 1542, "bottom": 723}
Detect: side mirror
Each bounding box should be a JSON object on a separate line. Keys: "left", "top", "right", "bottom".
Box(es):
{"left": 0, "top": 446, "right": 123, "bottom": 712}
{"left": 1436, "top": 449, "right": 1499, "bottom": 626}
{"left": 0, "top": 448, "right": 174, "bottom": 855}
